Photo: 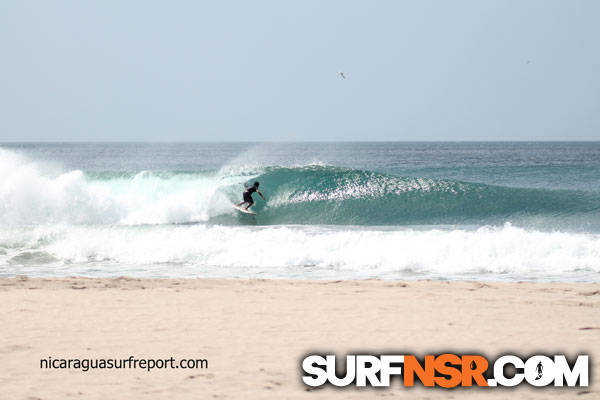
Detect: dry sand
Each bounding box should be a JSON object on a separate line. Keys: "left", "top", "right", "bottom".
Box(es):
{"left": 0, "top": 277, "right": 598, "bottom": 399}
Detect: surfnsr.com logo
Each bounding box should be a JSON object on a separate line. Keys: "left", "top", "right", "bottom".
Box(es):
{"left": 302, "top": 354, "right": 589, "bottom": 388}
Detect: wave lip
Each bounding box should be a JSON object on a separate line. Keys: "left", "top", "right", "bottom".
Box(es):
{"left": 254, "top": 165, "right": 600, "bottom": 226}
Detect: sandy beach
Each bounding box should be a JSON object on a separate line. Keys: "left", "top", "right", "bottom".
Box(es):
{"left": 0, "top": 277, "right": 597, "bottom": 399}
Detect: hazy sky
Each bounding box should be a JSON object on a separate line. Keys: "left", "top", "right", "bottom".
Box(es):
{"left": 1, "top": 0, "right": 599, "bottom": 141}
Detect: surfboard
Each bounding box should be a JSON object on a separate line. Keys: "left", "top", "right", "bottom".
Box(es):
{"left": 233, "top": 205, "right": 257, "bottom": 215}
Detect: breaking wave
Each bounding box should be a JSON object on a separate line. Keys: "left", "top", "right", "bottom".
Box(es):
{"left": 1, "top": 149, "right": 599, "bottom": 227}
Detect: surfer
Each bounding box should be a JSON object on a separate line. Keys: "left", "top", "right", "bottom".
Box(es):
{"left": 237, "top": 181, "right": 265, "bottom": 210}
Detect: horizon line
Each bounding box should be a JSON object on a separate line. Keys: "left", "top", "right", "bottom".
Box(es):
{"left": 2, "top": 140, "right": 600, "bottom": 144}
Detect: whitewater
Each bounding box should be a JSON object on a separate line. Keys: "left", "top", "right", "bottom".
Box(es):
{"left": 1, "top": 143, "right": 599, "bottom": 281}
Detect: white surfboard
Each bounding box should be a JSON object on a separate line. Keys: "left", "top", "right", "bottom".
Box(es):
{"left": 233, "top": 205, "right": 257, "bottom": 215}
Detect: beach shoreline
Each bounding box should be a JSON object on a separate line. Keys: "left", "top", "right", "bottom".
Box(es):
{"left": 1, "top": 276, "right": 598, "bottom": 399}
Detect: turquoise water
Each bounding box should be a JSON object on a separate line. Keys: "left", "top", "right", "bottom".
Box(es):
{"left": 1, "top": 142, "right": 599, "bottom": 281}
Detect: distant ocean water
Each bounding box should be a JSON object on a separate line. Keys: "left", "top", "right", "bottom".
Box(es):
{"left": 1, "top": 142, "right": 599, "bottom": 281}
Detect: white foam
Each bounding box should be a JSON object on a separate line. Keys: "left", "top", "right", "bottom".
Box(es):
{"left": 0, "top": 149, "right": 246, "bottom": 225}
{"left": 1, "top": 223, "right": 599, "bottom": 280}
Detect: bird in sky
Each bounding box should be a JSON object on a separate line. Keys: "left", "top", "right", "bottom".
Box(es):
{"left": 339, "top": 71, "right": 346, "bottom": 79}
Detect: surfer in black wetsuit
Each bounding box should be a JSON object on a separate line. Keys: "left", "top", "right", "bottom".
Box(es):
{"left": 237, "top": 181, "right": 265, "bottom": 210}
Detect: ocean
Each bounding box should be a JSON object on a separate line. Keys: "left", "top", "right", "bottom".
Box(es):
{"left": 1, "top": 142, "right": 599, "bottom": 281}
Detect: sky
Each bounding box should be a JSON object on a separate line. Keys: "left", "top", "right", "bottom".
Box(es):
{"left": 0, "top": 0, "right": 599, "bottom": 141}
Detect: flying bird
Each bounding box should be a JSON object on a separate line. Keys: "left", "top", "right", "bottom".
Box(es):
{"left": 339, "top": 71, "right": 346, "bottom": 79}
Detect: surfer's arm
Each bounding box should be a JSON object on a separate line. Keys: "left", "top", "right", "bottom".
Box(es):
{"left": 258, "top": 191, "right": 265, "bottom": 200}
